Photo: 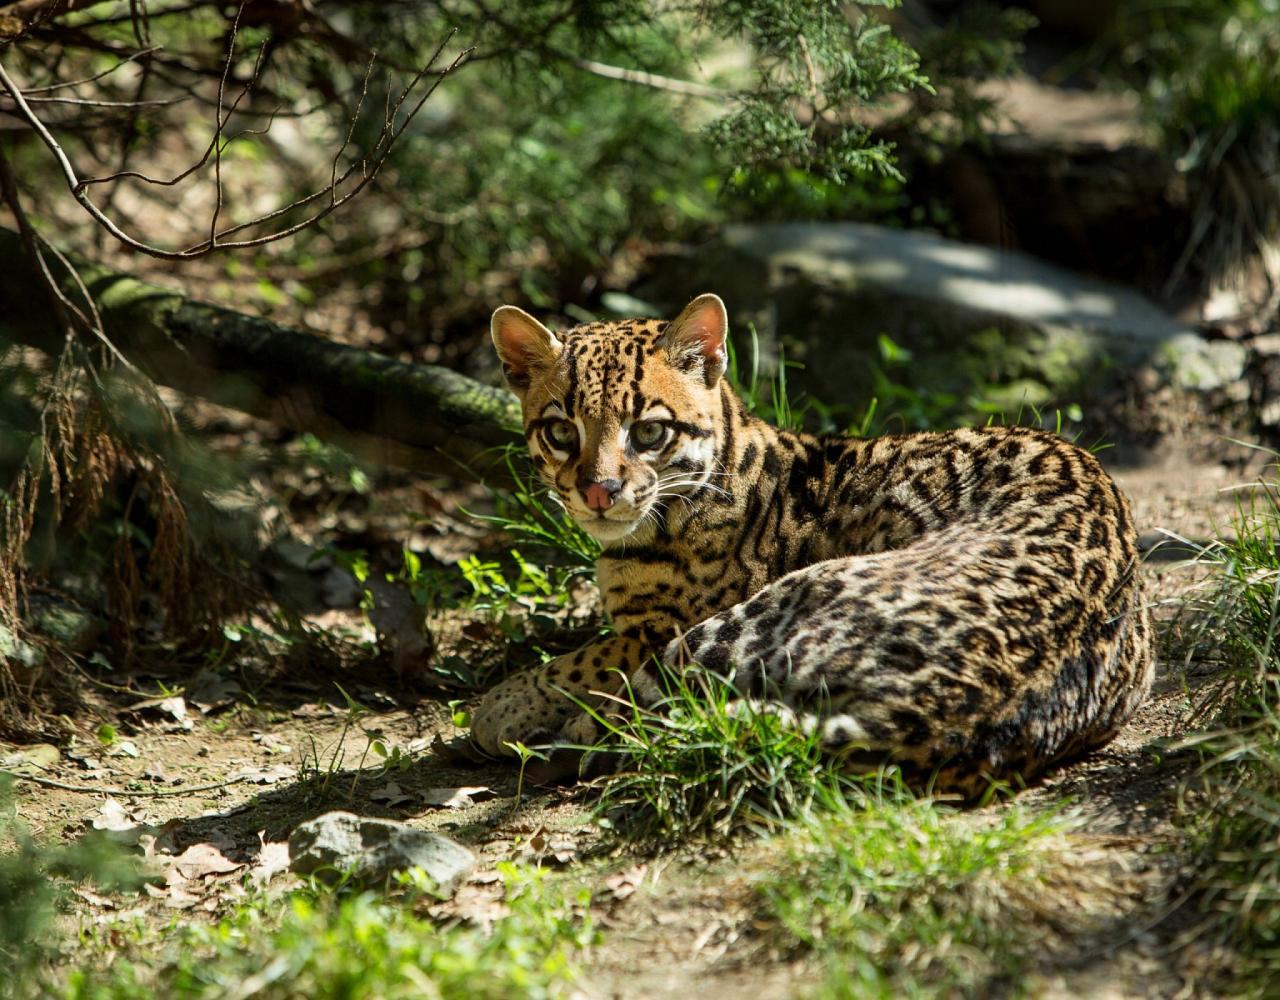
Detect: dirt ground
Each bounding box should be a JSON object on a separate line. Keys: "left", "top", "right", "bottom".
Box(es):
{"left": 2, "top": 434, "right": 1270, "bottom": 999}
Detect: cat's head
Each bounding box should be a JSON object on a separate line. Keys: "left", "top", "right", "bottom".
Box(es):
{"left": 491, "top": 294, "right": 729, "bottom": 546}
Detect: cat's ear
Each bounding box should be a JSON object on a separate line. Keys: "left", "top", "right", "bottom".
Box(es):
{"left": 661, "top": 293, "right": 728, "bottom": 386}
{"left": 491, "top": 306, "right": 563, "bottom": 395}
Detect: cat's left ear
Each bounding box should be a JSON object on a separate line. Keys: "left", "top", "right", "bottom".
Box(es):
{"left": 661, "top": 293, "right": 728, "bottom": 386}
{"left": 492, "top": 305, "right": 563, "bottom": 397}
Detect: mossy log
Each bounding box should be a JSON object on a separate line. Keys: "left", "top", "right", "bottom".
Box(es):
{"left": 0, "top": 227, "right": 522, "bottom": 485}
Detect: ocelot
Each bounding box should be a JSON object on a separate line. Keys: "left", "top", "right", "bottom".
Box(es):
{"left": 470, "top": 294, "right": 1154, "bottom": 795}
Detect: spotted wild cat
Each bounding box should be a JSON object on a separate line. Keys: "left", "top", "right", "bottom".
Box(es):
{"left": 471, "top": 294, "right": 1154, "bottom": 794}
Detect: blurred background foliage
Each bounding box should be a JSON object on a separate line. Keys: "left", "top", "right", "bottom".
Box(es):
{"left": 1, "top": 0, "right": 1039, "bottom": 352}
{"left": 2, "top": 0, "right": 1275, "bottom": 346}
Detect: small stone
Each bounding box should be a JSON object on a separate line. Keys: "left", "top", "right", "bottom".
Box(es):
{"left": 1157, "top": 333, "right": 1248, "bottom": 392}
{"left": 288, "top": 811, "right": 476, "bottom": 893}
{"left": 0, "top": 623, "right": 43, "bottom": 667}
{"left": 29, "top": 597, "right": 101, "bottom": 653}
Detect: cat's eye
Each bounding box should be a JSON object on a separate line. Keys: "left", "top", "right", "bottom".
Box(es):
{"left": 544, "top": 419, "right": 577, "bottom": 449}
{"left": 630, "top": 420, "right": 666, "bottom": 450}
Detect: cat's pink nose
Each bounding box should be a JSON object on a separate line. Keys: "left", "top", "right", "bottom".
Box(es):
{"left": 582, "top": 480, "right": 621, "bottom": 512}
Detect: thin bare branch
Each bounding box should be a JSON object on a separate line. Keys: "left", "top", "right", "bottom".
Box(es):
{"left": 41, "top": 2, "right": 206, "bottom": 29}
{"left": 208, "top": 0, "right": 249, "bottom": 251}
{"left": 567, "top": 55, "right": 727, "bottom": 100}
{"left": 0, "top": 141, "right": 139, "bottom": 374}
{"left": 6, "top": 93, "right": 182, "bottom": 108}
{"left": 0, "top": 26, "right": 470, "bottom": 260}
{"left": 20, "top": 45, "right": 160, "bottom": 93}
{"left": 0, "top": 0, "right": 98, "bottom": 46}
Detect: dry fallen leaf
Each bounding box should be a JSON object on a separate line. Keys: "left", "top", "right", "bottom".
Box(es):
{"left": 370, "top": 781, "right": 416, "bottom": 808}
{"left": 421, "top": 786, "right": 495, "bottom": 809}
{"left": 143, "top": 765, "right": 180, "bottom": 785}
{"left": 247, "top": 832, "right": 291, "bottom": 887}
{"left": 602, "top": 864, "right": 649, "bottom": 901}
{"left": 433, "top": 881, "right": 509, "bottom": 929}
{"left": 125, "top": 695, "right": 193, "bottom": 732}
{"left": 65, "top": 749, "right": 107, "bottom": 772}
{"left": 72, "top": 886, "right": 118, "bottom": 909}
{"left": 89, "top": 798, "right": 147, "bottom": 834}
{"left": 252, "top": 732, "right": 292, "bottom": 755}
{"left": 171, "top": 842, "right": 243, "bottom": 881}
{"left": 186, "top": 671, "right": 242, "bottom": 713}
{"left": 162, "top": 882, "right": 202, "bottom": 910}
{"left": 520, "top": 827, "right": 576, "bottom": 865}
{"left": 158, "top": 696, "right": 194, "bottom": 731}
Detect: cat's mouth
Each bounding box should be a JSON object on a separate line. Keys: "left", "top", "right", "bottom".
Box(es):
{"left": 577, "top": 512, "right": 643, "bottom": 544}
{"left": 563, "top": 490, "right": 657, "bottom": 545}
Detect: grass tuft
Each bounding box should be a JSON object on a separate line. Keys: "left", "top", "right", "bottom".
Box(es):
{"left": 588, "top": 671, "right": 879, "bottom": 843}
{"left": 1167, "top": 454, "right": 1280, "bottom": 989}
{"left": 474, "top": 447, "right": 601, "bottom": 569}
{"left": 762, "top": 797, "right": 1120, "bottom": 998}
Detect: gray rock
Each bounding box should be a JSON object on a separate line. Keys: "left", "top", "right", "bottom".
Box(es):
{"left": 636, "top": 222, "right": 1236, "bottom": 427}
{"left": 29, "top": 596, "right": 101, "bottom": 653}
{"left": 0, "top": 623, "right": 43, "bottom": 667}
{"left": 720, "top": 222, "right": 1193, "bottom": 346}
{"left": 1156, "top": 333, "right": 1248, "bottom": 393}
{"left": 288, "top": 811, "right": 476, "bottom": 892}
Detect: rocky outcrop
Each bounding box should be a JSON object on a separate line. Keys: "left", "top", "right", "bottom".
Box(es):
{"left": 634, "top": 222, "right": 1249, "bottom": 436}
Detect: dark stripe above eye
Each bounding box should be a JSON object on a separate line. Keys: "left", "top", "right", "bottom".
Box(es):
{"left": 666, "top": 419, "right": 712, "bottom": 439}
{"left": 564, "top": 349, "right": 579, "bottom": 417}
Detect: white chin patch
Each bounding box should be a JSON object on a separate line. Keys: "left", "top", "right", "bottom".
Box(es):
{"left": 580, "top": 518, "right": 640, "bottom": 544}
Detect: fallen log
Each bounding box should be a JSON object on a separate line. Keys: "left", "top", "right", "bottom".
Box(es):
{"left": 0, "top": 227, "right": 523, "bottom": 485}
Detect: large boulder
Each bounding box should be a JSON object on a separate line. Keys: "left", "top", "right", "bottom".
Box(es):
{"left": 632, "top": 222, "right": 1245, "bottom": 432}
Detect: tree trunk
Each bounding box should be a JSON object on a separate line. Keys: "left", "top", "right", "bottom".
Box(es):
{"left": 0, "top": 227, "right": 523, "bottom": 485}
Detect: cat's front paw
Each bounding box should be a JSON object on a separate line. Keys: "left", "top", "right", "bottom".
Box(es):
{"left": 470, "top": 671, "right": 578, "bottom": 756}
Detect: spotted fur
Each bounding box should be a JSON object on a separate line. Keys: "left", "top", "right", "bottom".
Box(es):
{"left": 473, "top": 294, "right": 1154, "bottom": 795}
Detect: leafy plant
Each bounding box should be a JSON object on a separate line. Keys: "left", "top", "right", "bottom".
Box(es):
{"left": 474, "top": 449, "right": 602, "bottom": 571}
{"left": 727, "top": 324, "right": 850, "bottom": 433}
{"left": 294, "top": 685, "right": 400, "bottom": 803}
{"left": 56, "top": 864, "right": 594, "bottom": 1000}
{"left": 1, "top": 775, "right": 146, "bottom": 1000}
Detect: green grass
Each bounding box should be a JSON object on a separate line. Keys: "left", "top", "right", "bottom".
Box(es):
{"left": 3, "top": 772, "right": 592, "bottom": 999}
{"left": 1169, "top": 461, "right": 1280, "bottom": 991}
{"left": 473, "top": 447, "right": 601, "bottom": 571}
{"left": 31, "top": 865, "right": 593, "bottom": 1000}
{"left": 761, "top": 796, "right": 1110, "bottom": 999}
{"left": 586, "top": 671, "right": 866, "bottom": 843}
{"left": 578, "top": 673, "right": 1119, "bottom": 997}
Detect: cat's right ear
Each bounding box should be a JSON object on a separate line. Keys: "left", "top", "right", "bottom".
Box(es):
{"left": 491, "top": 306, "right": 563, "bottom": 395}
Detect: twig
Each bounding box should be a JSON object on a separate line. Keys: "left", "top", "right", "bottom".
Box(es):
{"left": 8, "top": 771, "right": 251, "bottom": 797}
{"left": 0, "top": 140, "right": 138, "bottom": 373}
{"left": 0, "top": 0, "right": 98, "bottom": 45}
{"left": 0, "top": 27, "right": 471, "bottom": 259}
{"left": 567, "top": 55, "right": 726, "bottom": 99}
{"left": 796, "top": 32, "right": 820, "bottom": 120}
{"left": 10, "top": 93, "right": 181, "bottom": 108}
{"left": 18, "top": 44, "right": 159, "bottom": 93}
